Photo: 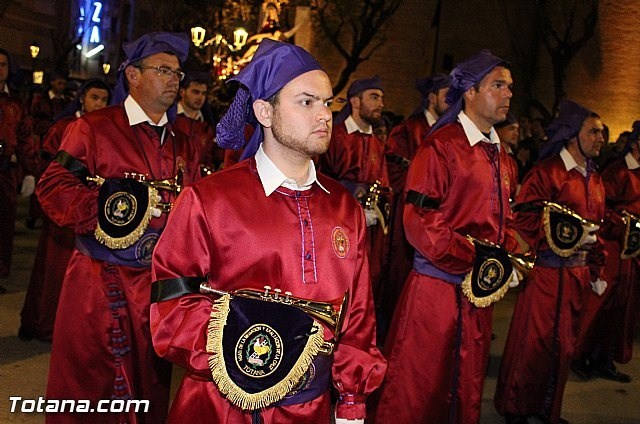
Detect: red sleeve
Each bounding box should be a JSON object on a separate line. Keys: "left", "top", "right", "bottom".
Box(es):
{"left": 36, "top": 118, "right": 99, "bottom": 234}
{"left": 403, "top": 139, "right": 476, "bottom": 273}
{"left": 332, "top": 206, "right": 386, "bottom": 420}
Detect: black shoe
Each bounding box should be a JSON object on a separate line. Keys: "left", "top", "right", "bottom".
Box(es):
{"left": 570, "top": 358, "right": 592, "bottom": 380}
{"left": 18, "top": 326, "right": 33, "bottom": 341}
{"left": 591, "top": 364, "right": 632, "bottom": 383}
{"left": 504, "top": 412, "right": 529, "bottom": 424}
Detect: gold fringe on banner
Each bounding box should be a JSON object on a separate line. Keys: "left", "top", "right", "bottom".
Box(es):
{"left": 461, "top": 271, "right": 510, "bottom": 308}
{"left": 206, "top": 294, "right": 325, "bottom": 411}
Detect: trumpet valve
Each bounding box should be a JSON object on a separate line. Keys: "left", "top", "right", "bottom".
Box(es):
{"left": 284, "top": 291, "right": 292, "bottom": 304}
{"left": 262, "top": 285, "right": 271, "bottom": 299}
{"left": 273, "top": 288, "right": 281, "bottom": 300}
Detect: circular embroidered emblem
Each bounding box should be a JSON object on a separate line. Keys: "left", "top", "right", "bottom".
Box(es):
{"left": 235, "top": 324, "right": 283, "bottom": 378}
{"left": 478, "top": 258, "right": 504, "bottom": 290}
{"left": 331, "top": 227, "right": 350, "bottom": 259}
{"left": 135, "top": 233, "right": 159, "bottom": 265}
{"left": 104, "top": 191, "right": 138, "bottom": 227}
{"left": 556, "top": 221, "right": 578, "bottom": 244}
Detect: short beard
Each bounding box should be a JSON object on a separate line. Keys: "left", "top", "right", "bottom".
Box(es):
{"left": 271, "top": 107, "right": 330, "bottom": 158}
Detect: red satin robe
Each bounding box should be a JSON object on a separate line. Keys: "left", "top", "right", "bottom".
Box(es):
{"left": 382, "top": 114, "right": 431, "bottom": 322}
{"left": 20, "top": 116, "right": 75, "bottom": 340}
{"left": 173, "top": 114, "right": 224, "bottom": 172}
{"left": 0, "top": 92, "right": 35, "bottom": 277}
{"left": 37, "top": 103, "right": 200, "bottom": 424}
{"left": 373, "top": 122, "right": 519, "bottom": 424}
{"left": 494, "top": 154, "right": 606, "bottom": 423}
{"left": 319, "top": 122, "right": 392, "bottom": 303}
{"left": 580, "top": 157, "right": 640, "bottom": 364}
{"left": 150, "top": 159, "right": 386, "bottom": 423}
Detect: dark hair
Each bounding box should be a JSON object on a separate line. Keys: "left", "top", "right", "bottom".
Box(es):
{"left": 81, "top": 79, "right": 112, "bottom": 103}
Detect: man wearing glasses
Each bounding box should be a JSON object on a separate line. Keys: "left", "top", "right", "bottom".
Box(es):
{"left": 37, "top": 32, "right": 200, "bottom": 424}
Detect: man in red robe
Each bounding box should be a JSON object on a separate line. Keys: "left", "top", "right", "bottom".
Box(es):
{"left": 0, "top": 48, "right": 36, "bottom": 282}
{"left": 150, "top": 39, "right": 386, "bottom": 424}
{"left": 19, "top": 79, "right": 111, "bottom": 341}
{"left": 174, "top": 71, "right": 224, "bottom": 175}
{"left": 573, "top": 120, "right": 640, "bottom": 383}
{"left": 373, "top": 50, "right": 521, "bottom": 424}
{"left": 319, "top": 76, "right": 392, "bottom": 308}
{"left": 37, "top": 32, "right": 200, "bottom": 423}
{"left": 382, "top": 73, "right": 450, "bottom": 324}
{"left": 494, "top": 100, "right": 607, "bottom": 424}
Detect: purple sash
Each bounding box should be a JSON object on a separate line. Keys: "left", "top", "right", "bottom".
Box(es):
{"left": 75, "top": 228, "right": 162, "bottom": 268}
{"left": 536, "top": 249, "right": 587, "bottom": 268}
{"left": 413, "top": 252, "right": 466, "bottom": 284}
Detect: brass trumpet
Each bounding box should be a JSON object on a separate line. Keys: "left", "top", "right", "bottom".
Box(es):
{"left": 86, "top": 174, "right": 181, "bottom": 213}
{"left": 199, "top": 283, "right": 349, "bottom": 355}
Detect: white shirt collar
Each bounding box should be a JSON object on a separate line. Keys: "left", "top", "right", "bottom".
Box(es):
{"left": 457, "top": 111, "right": 500, "bottom": 147}
{"left": 255, "top": 144, "right": 330, "bottom": 196}
{"left": 124, "top": 95, "right": 169, "bottom": 127}
{"left": 424, "top": 109, "right": 437, "bottom": 127}
{"left": 177, "top": 102, "right": 203, "bottom": 121}
{"left": 560, "top": 147, "right": 587, "bottom": 177}
{"left": 625, "top": 152, "right": 640, "bottom": 170}
{"left": 2, "top": 84, "right": 9, "bottom": 95}
{"left": 345, "top": 115, "right": 373, "bottom": 135}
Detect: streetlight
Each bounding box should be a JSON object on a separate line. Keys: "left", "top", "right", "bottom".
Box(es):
{"left": 29, "top": 43, "right": 40, "bottom": 59}
{"left": 233, "top": 28, "right": 249, "bottom": 50}
{"left": 29, "top": 43, "right": 40, "bottom": 85}
{"left": 191, "top": 26, "right": 206, "bottom": 47}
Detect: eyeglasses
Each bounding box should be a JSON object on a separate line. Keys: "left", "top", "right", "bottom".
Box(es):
{"left": 135, "top": 65, "right": 185, "bottom": 81}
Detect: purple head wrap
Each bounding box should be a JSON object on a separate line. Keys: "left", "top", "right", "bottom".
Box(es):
{"left": 430, "top": 49, "right": 508, "bottom": 133}
{"left": 334, "top": 75, "right": 384, "bottom": 124}
{"left": 216, "top": 39, "right": 323, "bottom": 159}
{"left": 411, "top": 73, "right": 450, "bottom": 117}
{"left": 112, "top": 31, "right": 190, "bottom": 115}
{"left": 538, "top": 100, "right": 594, "bottom": 161}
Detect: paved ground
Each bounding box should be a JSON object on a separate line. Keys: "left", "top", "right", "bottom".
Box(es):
{"left": 1, "top": 197, "right": 639, "bottom": 423}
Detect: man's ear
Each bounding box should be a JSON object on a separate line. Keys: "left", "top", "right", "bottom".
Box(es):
{"left": 125, "top": 66, "right": 139, "bottom": 89}
{"left": 253, "top": 99, "right": 273, "bottom": 128}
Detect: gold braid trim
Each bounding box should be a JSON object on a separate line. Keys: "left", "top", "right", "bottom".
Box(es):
{"left": 206, "top": 294, "right": 325, "bottom": 411}
{"left": 461, "top": 271, "right": 510, "bottom": 308}
{"left": 94, "top": 186, "right": 158, "bottom": 249}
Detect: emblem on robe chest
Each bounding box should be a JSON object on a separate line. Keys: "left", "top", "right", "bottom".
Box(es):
{"left": 331, "top": 227, "right": 350, "bottom": 259}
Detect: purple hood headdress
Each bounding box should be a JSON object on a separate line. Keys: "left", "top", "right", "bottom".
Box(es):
{"left": 410, "top": 73, "right": 450, "bottom": 118}
{"left": 216, "top": 39, "right": 323, "bottom": 160}
{"left": 112, "top": 31, "right": 190, "bottom": 122}
{"left": 334, "top": 75, "right": 384, "bottom": 124}
{"left": 538, "top": 100, "right": 594, "bottom": 161}
{"left": 430, "top": 49, "right": 508, "bottom": 133}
